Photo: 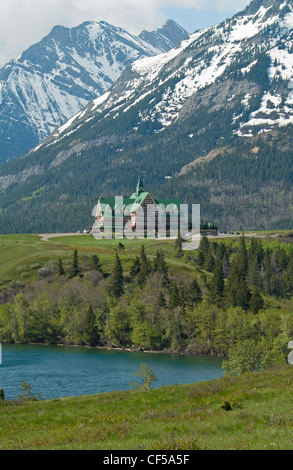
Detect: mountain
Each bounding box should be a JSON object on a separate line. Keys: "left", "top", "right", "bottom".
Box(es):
{"left": 0, "top": 20, "right": 187, "bottom": 162}
{"left": 0, "top": 0, "right": 293, "bottom": 234}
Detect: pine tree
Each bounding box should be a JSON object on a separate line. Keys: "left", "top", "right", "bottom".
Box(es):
{"left": 186, "top": 279, "right": 202, "bottom": 307}
{"left": 109, "top": 253, "right": 124, "bottom": 299}
{"left": 58, "top": 259, "right": 64, "bottom": 276}
{"left": 137, "top": 245, "right": 152, "bottom": 287}
{"left": 225, "top": 258, "right": 251, "bottom": 310}
{"left": 236, "top": 233, "right": 248, "bottom": 277}
{"left": 83, "top": 304, "right": 99, "bottom": 346}
{"left": 69, "top": 249, "right": 81, "bottom": 278}
{"left": 249, "top": 288, "right": 264, "bottom": 314}
{"left": 197, "top": 234, "right": 209, "bottom": 267}
{"left": 208, "top": 262, "right": 225, "bottom": 304}
{"left": 152, "top": 249, "right": 169, "bottom": 286}
{"left": 247, "top": 254, "right": 261, "bottom": 288}
{"left": 155, "top": 290, "right": 167, "bottom": 309}
{"left": 174, "top": 233, "right": 183, "bottom": 257}
{"left": 263, "top": 248, "right": 273, "bottom": 294}
{"left": 236, "top": 278, "right": 251, "bottom": 311}
{"left": 249, "top": 238, "right": 264, "bottom": 266}
{"left": 130, "top": 256, "right": 141, "bottom": 277}
{"left": 168, "top": 283, "right": 180, "bottom": 310}
{"left": 90, "top": 254, "right": 103, "bottom": 275}
{"left": 204, "top": 248, "right": 215, "bottom": 272}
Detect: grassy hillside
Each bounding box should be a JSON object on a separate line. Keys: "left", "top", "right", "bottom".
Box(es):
{"left": 0, "top": 233, "right": 293, "bottom": 450}
{"left": 0, "top": 365, "right": 293, "bottom": 450}
{"left": 0, "top": 234, "right": 188, "bottom": 284}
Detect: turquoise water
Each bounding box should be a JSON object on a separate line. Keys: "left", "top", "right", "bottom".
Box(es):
{"left": 0, "top": 344, "right": 223, "bottom": 400}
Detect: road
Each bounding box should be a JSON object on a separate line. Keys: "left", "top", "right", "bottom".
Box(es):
{"left": 38, "top": 231, "right": 270, "bottom": 242}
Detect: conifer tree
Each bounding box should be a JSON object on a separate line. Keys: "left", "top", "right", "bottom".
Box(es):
{"left": 69, "top": 249, "right": 81, "bottom": 278}
{"left": 225, "top": 259, "right": 251, "bottom": 310}
{"left": 249, "top": 288, "right": 264, "bottom": 314}
{"left": 197, "top": 234, "right": 209, "bottom": 267}
{"left": 58, "top": 259, "right": 64, "bottom": 276}
{"left": 152, "top": 249, "right": 169, "bottom": 286}
{"left": 186, "top": 279, "right": 202, "bottom": 307}
{"left": 137, "top": 245, "right": 152, "bottom": 287}
{"left": 204, "top": 248, "right": 215, "bottom": 272}
{"left": 208, "top": 262, "right": 225, "bottom": 304}
{"left": 263, "top": 248, "right": 273, "bottom": 294}
{"left": 109, "top": 253, "right": 124, "bottom": 298}
{"left": 130, "top": 256, "right": 141, "bottom": 277}
{"left": 83, "top": 304, "right": 99, "bottom": 346}
{"left": 236, "top": 233, "right": 248, "bottom": 277}
{"left": 247, "top": 254, "right": 261, "bottom": 288}
{"left": 168, "top": 283, "right": 180, "bottom": 310}
{"left": 155, "top": 290, "right": 167, "bottom": 309}
{"left": 90, "top": 254, "right": 103, "bottom": 275}
{"left": 174, "top": 233, "right": 183, "bottom": 257}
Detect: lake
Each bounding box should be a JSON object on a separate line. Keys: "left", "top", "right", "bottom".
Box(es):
{"left": 0, "top": 344, "right": 223, "bottom": 400}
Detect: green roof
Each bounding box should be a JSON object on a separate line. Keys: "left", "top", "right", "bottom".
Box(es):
{"left": 98, "top": 184, "right": 181, "bottom": 215}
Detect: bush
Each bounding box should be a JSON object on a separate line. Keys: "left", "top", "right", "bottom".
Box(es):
{"left": 37, "top": 267, "right": 54, "bottom": 278}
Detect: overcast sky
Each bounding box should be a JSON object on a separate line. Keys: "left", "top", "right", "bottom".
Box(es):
{"left": 0, "top": 0, "right": 250, "bottom": 67}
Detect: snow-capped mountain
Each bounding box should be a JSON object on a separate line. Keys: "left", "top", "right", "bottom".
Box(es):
{"left": 0, "top": 19, "right": 187, "bottom": 162}
{"left": 42, "top": 0, "right": 293, "bottom": 150}
{"left": 0, "top": 0, "right": 293, "bottom": 234}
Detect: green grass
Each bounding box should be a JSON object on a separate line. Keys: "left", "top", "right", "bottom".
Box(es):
{"left": 1, "top": 233, "right": 293, "bottom": 449}
{"left": 0, "top": 234, "right": 193, "bottom": 284}
{"left": 1, "top": 230, "right": 292, "bottom": 279}
{"left": 0, "top": 366, "right": 293, "bottom": 450}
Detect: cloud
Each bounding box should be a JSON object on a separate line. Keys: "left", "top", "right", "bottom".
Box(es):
{"left": 0, "top": 0, "right": 250, "bottom": 67}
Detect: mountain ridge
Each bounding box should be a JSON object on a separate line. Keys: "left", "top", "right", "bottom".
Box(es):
{"left": 0, "top": 19, "right": 187, "bottom": 162}
{"left": 0, "top": 0, "right": 292, "bottom": 233}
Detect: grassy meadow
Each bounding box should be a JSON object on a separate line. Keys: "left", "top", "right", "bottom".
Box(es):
{"left": 1, "top": 231, "right": 293, "bottom": 450}
{"left": 0, "top": 365, "right": 293, "bottom": 450}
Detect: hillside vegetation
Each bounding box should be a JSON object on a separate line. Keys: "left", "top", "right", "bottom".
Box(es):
{"left": 0, "top": 232, "right": 293, "bottom": 365}
{"left": 0, "top": 232, "right": 293, "bottom": 450}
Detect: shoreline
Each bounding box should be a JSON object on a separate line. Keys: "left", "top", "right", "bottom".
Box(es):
{"left": 1, "top": 341, "right": 225, "bottom": 358}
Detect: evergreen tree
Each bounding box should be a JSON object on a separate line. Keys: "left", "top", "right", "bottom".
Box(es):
{"left": 247, "top": 254, "right": 261, "bottom": 288}
{"left": 58, "top": 259, "right": 64, "bottom": 276}
{"left": 174, "top": 233, "right": 183, "bottom": 257}
{"left": 186, "top": 279, "right": 202, "bottom": 307}
{"left": 69, "top": 249, "right": 81, "bottom": 278}
{"left": 130, "top": 256, "right": 141, "bottom": 277}
{"left": 208, "top": 262, "right": 225, "bottom": 305}
{"left": 197, "top": 234, "right": 209, "bottom": 267}
{"left": 109, "top": 253, "right": 124, "bottom": 298}
{"left": 90, "top": 254, "right": 103, "bottom": 275}
{"left": 204, "top": 248, "right": 215, "bottom": 272}
{"left": 236, "top": 278, "right": 251, "bottom": 311}
{"left": 137, "top": 245, "right": 152, "bottom": 287}
{"left": 249, "top": 238, "right": 264, "bottom": 266}
{"left": 225, "top": 259, "right": 251, "bottom": 310}
{"left": 249, "top": 288, "right": 264, "bottom": 314}
{"left": 236, "top": 233, "right": 248, "bottom": 277}
{"left": 168, "top": 283, "right": 180, "bottom": 310}
{"left": 83, "top": 304, "right": 99, "bottom": 346}
{"left": 152, "top": 249, "right": 169, "bottom": 286}
{"left": 263, "top": 248, "right": 273, "bottom": 294}
{"left": 155, "top": 290, "right": 167, "bottom": 309}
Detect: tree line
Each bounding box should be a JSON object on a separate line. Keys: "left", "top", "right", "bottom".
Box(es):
{"left": 0, "top": 237, "right": 292, "bottom": 370}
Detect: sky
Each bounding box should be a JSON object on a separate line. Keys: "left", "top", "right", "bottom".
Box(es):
{"left": 0, "top": 0, "right": 250, "bottom": 67}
